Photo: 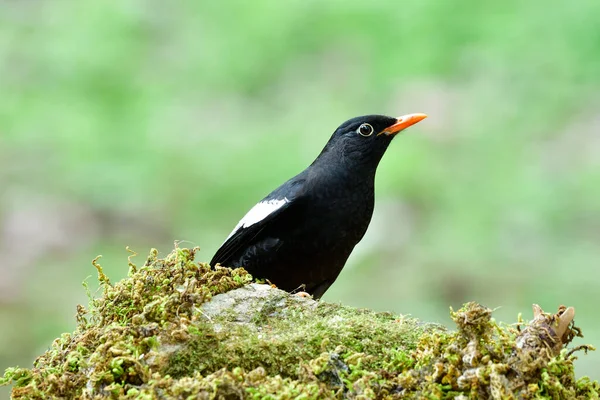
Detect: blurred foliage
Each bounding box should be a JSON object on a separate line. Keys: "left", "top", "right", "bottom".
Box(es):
{"left": 1, "top": 0, "right": 599, "bottom": 395}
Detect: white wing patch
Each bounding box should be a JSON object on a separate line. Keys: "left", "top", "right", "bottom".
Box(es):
{"left": 225, "top": 198, "right": 289, "bottom": 241}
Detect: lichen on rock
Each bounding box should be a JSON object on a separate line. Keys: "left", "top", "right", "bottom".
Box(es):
{"left": 1, "top": 246, "right": 598, "bottom": 399}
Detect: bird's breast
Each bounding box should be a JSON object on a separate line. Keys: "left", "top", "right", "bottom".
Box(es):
{"left": 300, "top": 185, "right": 374, "bottom": 249}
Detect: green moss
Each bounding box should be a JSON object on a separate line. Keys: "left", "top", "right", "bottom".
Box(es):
{"left": 1, "top": 247, "right": 598, "bottom": 399}
{"left": 164, "top": 300, "right": 437, "bottom": 381}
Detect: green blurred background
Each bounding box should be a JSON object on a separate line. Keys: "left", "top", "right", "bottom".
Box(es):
{"left": 1, "top": 1, "right": 599, "bottom": 394}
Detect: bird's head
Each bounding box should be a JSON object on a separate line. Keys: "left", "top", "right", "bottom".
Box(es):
{"left": 316, "top": 113, "right": 427, "bottom": 172}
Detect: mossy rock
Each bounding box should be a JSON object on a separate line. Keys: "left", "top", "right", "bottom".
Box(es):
{"left": 1, "top": 247, "right": 598, "bottom": 399}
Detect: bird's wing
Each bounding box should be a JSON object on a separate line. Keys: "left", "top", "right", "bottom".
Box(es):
{"left": 210, "top": 177, "right": 306, "bottom": 267}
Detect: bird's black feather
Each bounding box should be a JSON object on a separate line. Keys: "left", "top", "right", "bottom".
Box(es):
{"left": 210, "top": 175, "right": 307, "bottom": 267}
{"left": 210, "top": 114, "right": 425, "bottom": 298}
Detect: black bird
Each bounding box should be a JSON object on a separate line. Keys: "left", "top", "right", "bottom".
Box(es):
{"left": 211, "top": 113, "right": 427, "bottom": 298}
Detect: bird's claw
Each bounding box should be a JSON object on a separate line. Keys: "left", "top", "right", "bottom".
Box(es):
{"left": 294, "top": 291, "right": 312, "bottom": 298}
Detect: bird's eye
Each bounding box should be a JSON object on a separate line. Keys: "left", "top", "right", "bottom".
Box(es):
{"left": 358, "top": 123, "right": 374, "bottom": 137}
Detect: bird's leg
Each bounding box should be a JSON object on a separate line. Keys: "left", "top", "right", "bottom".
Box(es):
{"left": 291, "top": 284, "right": 311, "bottom": 298}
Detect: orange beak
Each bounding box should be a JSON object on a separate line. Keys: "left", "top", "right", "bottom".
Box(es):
{"left": 380, "top": 113, "right": 428, "bottom": 136}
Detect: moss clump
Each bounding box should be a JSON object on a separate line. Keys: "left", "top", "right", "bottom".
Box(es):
{"left": 1, "top": 246, "right": 253, "bottom": 399}
{"left": 1, "top": 247, "right": 598, "bottom": 399}
{"left": 163, "top": 286, "right": 439, "bottom": 382}
{"left": 385, "top": 302, "right": 599, "bottom": 399}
